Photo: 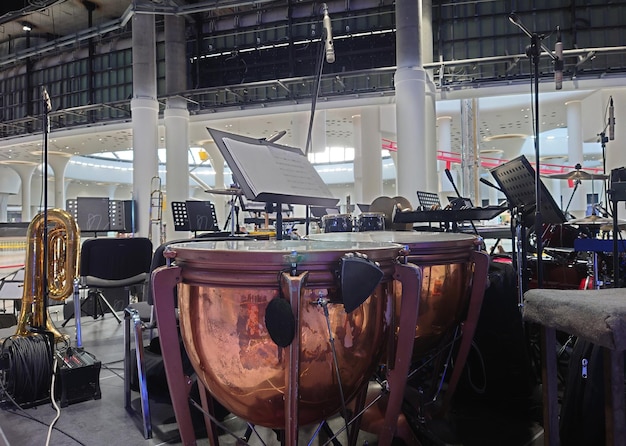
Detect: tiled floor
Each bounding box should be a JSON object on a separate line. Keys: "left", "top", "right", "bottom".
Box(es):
{"left": 0, "top": 308, "right": 546, "bottom": 446}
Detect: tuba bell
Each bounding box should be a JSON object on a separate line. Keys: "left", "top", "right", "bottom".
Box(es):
{"left": 13, "top": 208, "right": 80, "bottom": 343}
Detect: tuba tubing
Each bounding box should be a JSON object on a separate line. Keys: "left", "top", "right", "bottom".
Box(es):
{"left": 14, "top": 209, "right": 80, "bottom": 342}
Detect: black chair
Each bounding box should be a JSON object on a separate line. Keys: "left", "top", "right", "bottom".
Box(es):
{"left": 63, "top": 237, "right": 153, "bottom": 326}
{"left": 124, "top": 235, "right": 253, "bottom": 439}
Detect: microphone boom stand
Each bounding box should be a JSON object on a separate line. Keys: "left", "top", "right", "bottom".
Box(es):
{"left": 509, "top": 14, "right": 558, "bottom": 291}
{"left": 304, "top": 8, "right": 331, "bottom": 236}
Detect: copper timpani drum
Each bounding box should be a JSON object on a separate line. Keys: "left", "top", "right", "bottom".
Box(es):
{"left": 151, "top": 239, "right": 422, "bottom": 445}
{"left": 321, "top": 213, "right": 354, "bottom": 232}
{"left": 357, "top": 212, "right": 386, "bottom": 232}
{"left": 308, "top": 231, "right": 482, "bottom": 354}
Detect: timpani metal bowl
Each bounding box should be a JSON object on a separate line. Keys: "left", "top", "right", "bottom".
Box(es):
{"left": 307, "top": 231, "right": 484, "bottom": 355}
{"left": 306, "top": 231, "right": 489, "bottom": 438}
{"left": 151, "top": 238, "right": 423, "bottom": 444}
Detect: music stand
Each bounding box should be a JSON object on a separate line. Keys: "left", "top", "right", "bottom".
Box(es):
{"left": 490, "top": 155, "right": 565, "bottom": 303}
{"left": 171, "top": 201, "right": 219, "bottom": 236}
{"left": 171, "top": 202, "right": 190, "bottom": 231}
{"left": 490, "top": 155, "right": 565, "bottom": 227}
{"left": 186, "top": 201, "right": 219, "bottom": 233}
{"left": 416, "top": 191, "right": 442, "bottom": 209}
{"left": 207, "top": 127, "right": 339, "bottom": 239}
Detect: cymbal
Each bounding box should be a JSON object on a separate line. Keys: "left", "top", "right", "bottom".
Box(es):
{"left": 370, "top": 196, "right": 413, "bottom": 231}
{"left": 600, "top": 223, "right": 626, "bottom": 232}
{"left": 566, "top": 215, "right": 614, "bottom": 226}
{"left": 547, "top": 163, "right": 608, "bottom": 180}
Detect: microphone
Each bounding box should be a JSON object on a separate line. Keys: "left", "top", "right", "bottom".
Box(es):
{"left": 479, "top": 177, "right": 503, "bottom": 193}
{"left": 609, "top": 96, "right": 615, "bottom": 141}
{"left": 444, "top": 168, "right": 462, "bottom": 197}
{"left": 508, "top": 12, "right": 520, "bottom": 25}
{"left": 42, "top": 86, "right": 51, "bottom": 112}
{"left": 554, "top": 27, "right": 563, "bottom": 90}
{"left": 322, "top": 4, "right": 335, "bottom": 64}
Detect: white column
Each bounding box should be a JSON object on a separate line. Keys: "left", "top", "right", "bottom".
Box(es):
{"left": 352, "top": 113, "right": 363, "bottom": 205}
{"left": 131, "top": 99, "right": 159, "bottom": 238}
{"left": 437, "top": 116, "right": 454, "bottom": 200}
{"left": 0, "top": 194, "right": 8, "bottom": 221}
{"left": 131, "top": 13, "right": 158, "bottom": 238}
{"left": 162, "top": 13, "right": 190, "bottom": 242}
{"left": 164, "top": 102, "right": 190, "bottom": 242}
{"left": 361, "top": 107, "right": 383, "bottom": 204}
{"left": 10, "top": 164, "right": 37, "bottom": 222}
{"left": 48, "top": 155, "right": 71, "bottom": 209}
{"left": 395, "top": 0, "right": 426, "bottom": 209}
{"left": 565, "top": 100, "right": 586, "bottom": 216}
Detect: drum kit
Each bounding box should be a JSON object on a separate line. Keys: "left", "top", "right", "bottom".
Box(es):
{"left": 527, "top": 165, "right": 626, "bottom": 290}
{"left": 150, "top": 195, "right": 490, "bottom": 445}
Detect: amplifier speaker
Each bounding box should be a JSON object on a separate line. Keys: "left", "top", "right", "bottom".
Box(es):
{"left": 55, "top": 348, "right": 101, "bottom": 407}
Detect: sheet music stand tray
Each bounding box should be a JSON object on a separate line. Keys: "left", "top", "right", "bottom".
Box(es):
{"left": 171, "top": 202, "right": 191, "bottom": 231}
{"left": 171, "top": 201, "right": 219, "bottom": 236}
{"left": 207, "top": 127, "right": 339, "bottom": 239}
{"left": 416, "top": 191, "right": 442, "bottom": 209}
{"left": 490, "top": 155, "right": 565, "bottom": 227}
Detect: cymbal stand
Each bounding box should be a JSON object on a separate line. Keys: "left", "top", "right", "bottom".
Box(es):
{"left": 222, "top": 192, "right": 241, "bottom": 236}
{"left": 513, "top": 206, "right": 528, "bottom": 310}
{"left": 563, "top": 179, "right": 581, "bottom": 217}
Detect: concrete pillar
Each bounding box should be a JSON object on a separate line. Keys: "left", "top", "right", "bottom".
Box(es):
{"left": 131, "top": 13, "right": 159, "bottom": 238}
{"left": 164, "top": 103, "right": 190, "bottom": 242}
{"left": 10, "top": 164, "right": 37, "bottom": 222}
{"left": 565, "top": 100, "right": 586, "bottom": 216}
{"left": 162, "top": 14, "right": 191, "bottom": 242}
{"left": 352, "top": 113, "right": 363, "bottom": 205}
{"left": 437, "top": 116, "right": 454, "bottom": 199}
{"left": 47, "top": 156, "right": 71, "bottom": 209}
{"left": 361, "top": 107, "right": 383, "bottom": 204}
{"left": 395, "top": 0, "right": 426, "bottom": 208}
{"left": 0, "top": 193, "right": 8, "bottom": 221}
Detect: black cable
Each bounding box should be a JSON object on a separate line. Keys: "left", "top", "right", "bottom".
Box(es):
{"left": 3, "top": 335, "right": 52, "bottom": 404}
{"left": 0, "top": 378, "right": 86, "bottom": 446}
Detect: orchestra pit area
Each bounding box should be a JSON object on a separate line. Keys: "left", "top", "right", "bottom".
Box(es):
{"left": 0, "top": 197, "right": 554, "bottom": 446}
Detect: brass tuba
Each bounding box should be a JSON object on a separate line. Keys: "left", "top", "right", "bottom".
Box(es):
{"left": 14, "top": 208, "right": 80, "bottom": 343}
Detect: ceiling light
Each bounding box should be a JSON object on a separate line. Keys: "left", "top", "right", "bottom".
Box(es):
{"left": 21, "top": 22, "right": 32, "bottom": 32}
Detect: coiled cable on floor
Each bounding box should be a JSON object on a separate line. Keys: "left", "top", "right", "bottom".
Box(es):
{"left": 2, "top": 334, "right": 53, "bottom": 404}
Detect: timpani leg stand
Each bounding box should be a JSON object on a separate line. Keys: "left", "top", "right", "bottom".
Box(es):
{"left": 439, "top": 250, "right": 490, "bottom": 414}
{"left": 523, "top": 288, "right": 626, "bottom": 446}
{"left": 152, "top": 266, "right": 220, "bottom": 446}
{"left": 378, "top": 262, "right": 422, "bottom": 446}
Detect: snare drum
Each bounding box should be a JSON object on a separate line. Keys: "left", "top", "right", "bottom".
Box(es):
{"left": 153, "top": 239, "right": 412, "bottom": 431}
{"left": 322, "top": 213, "right": 353, "bottom": 232}
{"left": 357, "top": 212, "right": 386, "bottom": 232}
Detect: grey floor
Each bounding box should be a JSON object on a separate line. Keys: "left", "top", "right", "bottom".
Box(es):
{"left": 0, "top": 309, "right": 545, "bottom": 446}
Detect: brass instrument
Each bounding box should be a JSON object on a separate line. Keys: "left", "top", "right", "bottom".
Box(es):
{"left": 14, "top": 209, "right": 80, "bottom": 342}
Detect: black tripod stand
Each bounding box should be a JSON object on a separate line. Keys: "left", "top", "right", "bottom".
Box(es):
{"left": 62, "top": 288, "right": 122, "bottom": 326}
